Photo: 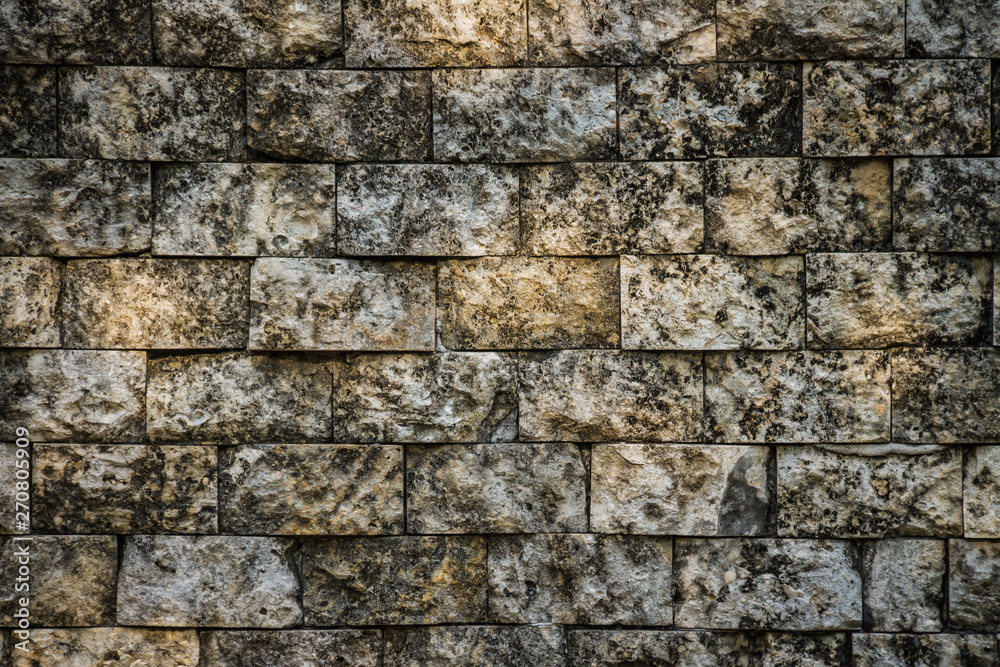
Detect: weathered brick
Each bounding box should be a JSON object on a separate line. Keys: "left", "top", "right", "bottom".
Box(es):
{"left": 569, "top": 630, "right": 749, "bottom": 667}
{"left": 752, "top": 633, "right": 850, "bottom": 667}
{"left": 966, "top": 446, "right": 1000, "bottom": 537}
{"left": 0, "top": 66, "right": 57, "bottom": 157}
{"left": 13, "top": 628, "right": 198, "bottom": 667}
{"left": 862, "top": 539, "right": 945, "bottom": 632}
{"left": 201, "top": 630, "right": 382, "bottom": 667}
{"left": 0, "top": 444, "right": 20, "bottom": 533}
{"left": 853, "top": 633, "right": 999, "bottom": 667}
{"left": 0, "top": 257, "right": 60, "bottom": 347}
{"left": 907, "top": 0, "right": 1000, "bottom": 57}
{"left": 949, "top": 539, "right": 1000, "bottom": 631}
{"left": 385, "top": 626, "right": 565, "bottom": 667}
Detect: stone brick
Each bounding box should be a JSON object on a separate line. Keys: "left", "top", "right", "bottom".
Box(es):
{"left": 705, "top": 158, "right": 891, "bottom": 254}
{"left": 853, "top": 633, "right": 999, "bottom": 667}
{"left": 949, "top": 539, "right": 1000, "bottom": 631}
{"left": 569, "top": 630, "right": 749, "bottom": 667}
{"left": 892, "top": 348, "right": 1000, "bottom": 443}
{"left": 62, "top": 258, "right": 250, "bottom": 349}
{"left": 248, "top": 69, "right": 431, "bottom": 162}
{"left": 0, "top": 257, "right": 60, "bottom": 347}
{"left": 406, "top": 443, "right": 587, "bottom": 533}
{"left": 519, "top": 350, "right": 703, "bottom": 442}
{"left": 0, "top": 66, "right": 57, "bottom": 157}
{"left": 118, "top": 535, "right": 301, "bottom": 627}
{"left": 528, "top": 0, "right": 715, "bottom": 65}
{"left": 59, "top": 67, "right": 245, "bottom": 161}
{"left": 13, "top": 628, "right": 198, "bottom": 667}
{"left": 907, "top": 0, "right": 1000, "bottom": 57}
{"left": 622, "top": 254, "right": 804, "bottom": 350}
{"left": 966, "top": 446, "right": 1000, "bottom": 537}
{"left": 619, "top": 64, "right": 801, "bottom": 159}
{"left": 146, "top": 352, "right": 331, "bottom": 444}
{"left": 751, "top": 633, "right": 850, "bottom": 667}
{"left": 385, "top": 625, "right": 566, "bottom": 666}
{"left": 0, "top": 444, "right": 20, "bottom": 533}
{"left": 674, "top": 538, "right": 862, "bottom": 630}
{"left": 303, "top": 536, "right": 487, "bottom": 625}
{"left": 804, "top": 60, "right": 991, "bottom": 156}
{"left": 705, "top": 351, "right": 890, "bottom": 443}
{"left": 433, "top": 68, "right": 616, "bottom": 162}
{"left": 153, "top": 163, "right": 336, "bottom": 257}
{"left": 153, "top": 0, "right": 342, "bottom": 67}
{"left": 521, "top": 161, "right": 703, "bottom": 255}
{"left": 219, "top": 444, "right": 403, "bottom": 535}
{"left": 345, "top": 0, "right": 524, "bottom": 67}
{"left": 0, "top": 158, "right": 150, "bottom": 256}
{"left": 338, "top": 164, "right": 518, "bottom": 257}
{"left": 250, "top": 258, "right": 435, "bottom": 352}
{"left": 777, "top": 446, "right": 961, "bottom": 538}
{"left": 488, "top": 534, "right": 672, "bottom": 624}
{"left": 0, "top": 350, "right": 146, "bottom": 442}
{"left": 200, "top": 630, "right": 382, "bottom": 667}
{"left": 862, "top": 539, "right": 945, "bottom": 632}
{"left": 438, "top": 257, "right": 620, "bottom": 349}
{"left": 33, "top": 444, "right": 217, "bottom": 534}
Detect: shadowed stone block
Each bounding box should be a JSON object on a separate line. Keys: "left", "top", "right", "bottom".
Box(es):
{"left": 949, "top": 539, "right": 1000, "bottom": 631}
{"left": 966, "top": 446, "right": 1000, "bottom": 537}
{"left": 200, "top": 630, "right": 382, "bottom": 667}
{"left": 907, "top": 0, "right": 1000, "bottom": 57}
{"left": 751, "top": 633, "right": 850, "bottom": 667}
{"left": 0, "top": 66, "right": 57, "bottom": 157}
{"left": 385, "top": 625, "right": 566, "bottom": 666}
{"left": 0, "top": 257, "right": 60, "bottom": 347}
{"left": 862, "top": 539, "right": 945, "bottom": 632}
{"left": 854, "top": 633, "right": 999, "bottom": 667}
{"left": 12, "top": 628, "right": 198, "bottom": 667}
{"left": 569, "top": 630, "right": 749, "bottom": 667}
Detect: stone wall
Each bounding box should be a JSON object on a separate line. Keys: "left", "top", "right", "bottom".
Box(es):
{"left": 0, "top": 1, "right": 999, "bottom": 665}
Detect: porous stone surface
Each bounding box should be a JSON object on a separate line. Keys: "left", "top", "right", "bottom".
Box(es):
{"left": 0, "top": 256, "right": 60, "bottom": 347}
{"left": 0, "top": 444, "right": 19, "bottom": 533}
{"left": 13, "top": 628, "right": 199, "bottom": 667}
{"left": 674, "top": 538, "right": 862, "bottom": 630}
{"left": 33, "top": 444, "right": 217, "bottom": 534}
{"left": 862, "top": 539, "right": 945, "bottom": 632}
{"left": 906, "top": 0, "right": 1000, "bottom": 57}
{"left": 705, "top": 158, "right": 891, "bottom": 254}
{"left": 569, "top": 630, "right": 749, "bottom": 666}
{"left": 219, "top": 444, "right": 403, "bottom": 535}
{"left": 385, "top": 625, "right": 566, "bottom": 666}
{"left": 853, "top": 633, "right": 999, "bottom": 667}
{"left": 965, "top": 446, "right": 1000, "bottom": 537}
{"left": 200, "top": 630, "right": 382, "bottom": 667}
{"left": 118, "top": 535, "right": 302, "bottom": 627}
{"left": 751, "top": 633, "right": 850, "bottom": 667}
{"left": 949, "top": 539, "right": 1000, "bottom": 631}
{"left": 0, "top": 66, "right": 57, "bottom": 157}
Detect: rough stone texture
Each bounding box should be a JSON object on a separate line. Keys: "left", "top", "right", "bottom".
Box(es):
{"left": 303, "top": 537, "right": 487, "bottom": 625}
{"left": 0, "top": 66, "right": 57, "bottom": 157}
{"left": 146, "top": 352, "right": 332, "bottom": 444}
{"left": 0, "top": 444, "right": 19, "bottom": 533}
{"left": 0, "top": 350, "right": 146, "bottom": 442}
{"left": 433, "top": 68, "right": 617, "bottom": 162}
{"left": 803, "top": 60, "right": 992, "bottom": 156}
{"left": 519, "top": 350, "right": 702, "bottom": 443}
{"left": 385, "top": 625, "right": 566, "bottom": 666}
{"left": 569, "top": 630, "right": 749, "bottom": 667}
{"left": 407, "top": 443, "right": 587, "bottom": 534}
{"left": 862, "top": 539, "right": 945, "bottom": 632}
{"left": 200, "top": 630, "right": 382, "bottom": 667}
{"left": 806, "top": 253, "right": 991, "bottom": 348}
{"left": 752, "top": 633, "right": 850, "bottom": 667}
{"left": 13, "top": 628, "right": 199, "bottom": 667}
{"left": 438, "top": 257, "right": 620, "bottom": 350}
{"left": 717, "top": 0, "right": 903, "bottom": 60}
{"left": 619, "top": 64, "right": 801, "bottom": 159}
{"left": 488, "top": 534, "right": 673, "bottom": 625}
{"left": 153, "top": 0, "right": 342, "bottom": 67}
{"left": 0, "top": 257, "right": 60, "bottom": 347}
{"left": 0, "top": 158, "right": 150, "bottom": 256}
{"left": 153, "top": 163, "right": 336, "bottom": 257}
{"left": 893, "top": 157, "right": 1000, "bottom": 251}
{"left": 966, "top": 446, "right": 1000, "bottom": 537}
{"left": 622, "top": 254, "right": 804, "bottom": 350}
{"left": 62, "top": 258, "right": 250, "bottom": 349}
{"left": 521, "top": 161, "right": 703, "bottom": 255}
{"left": 345, "top": 0, "right": 524, "bottom": 67}
{"left": 949, "top": 539, "right": 1000, "bottom": 631}
{"left": 118, "top": 535, "right": 302, "bottom": 628}
{"left": 853, "top": 633, "right": 999, "bottom": 667}
{"left": 33, "top": 444, "right": 217, "bottom": 534}
{"left": 705, "top": 158, "right": 891, "bottom": 254}
{"left": 59, "top": 67, "right": 245, "bottom": 161}
{"left": 892, "top": 348, "right": 1000, "bottom": 443}
{"left": 907, "top": 0, "right": 1000, "bottom": 57}
{"left": 219, "top": 444, "right": 403, "bottom": 535}
{"left": 338, "top": 164, "right": 518, "bottom": 257}
{"left": 674, "top": 538, "right": 862, "bottom": 630}
{"left": 591, "top": 444, "right": 768, "bottom": 536}
{"left": 250, "top": 258, "right": 435, "bottom": 352}
{"left": 705, "top": 351, "right": 890, "bottom": 443}
{"left": 777, "top": 446, "right": 962, "bottom": 538}
{"left": 528, "top": 0, "right": 715, "bottom": 65}
{"left": 248, "top": 69, "right": 431, "bottom": 162}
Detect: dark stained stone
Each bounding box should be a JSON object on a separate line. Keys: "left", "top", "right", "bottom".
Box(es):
{"left": 0, "top": 66, "right": 57, "bottom": 157}
{"left": 949, "top": 539, "right": 1000, "bottom": 631}
{"left": 862, "top": 539, "right": 945, "bottom": 632}
{"left": 0, "top": 257, "right": 61, "bottom": 347}
{"left": 385, "top": 625, "right": 566, "bottom": 666}
{"left": 752, "top": 633, "right": 850, "bottom": 667}
{"left": 569, "top": 630, "right": 749, "bottom": 667}
{"left": 200, "top": 630, "right": 382, "bottom": 667}
{"left": 853, "top": 633, "right": 999, "bottom": 667}
{"left": 907, "top": 0, "right": 1000, "bottom": 57}
{"left": 13, "top": 628, "right": 198, "bottom": 667}
{"left": 965, "top": 446, "right": 1000, "bottom": 537}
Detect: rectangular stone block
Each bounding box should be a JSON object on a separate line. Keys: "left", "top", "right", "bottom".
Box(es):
{"left": 519, "top": 350, "right": 703, "bottom": 442}
{"left": 14, "top": 628, "right": 199, "bottom": 667}
{"left": 439, "top": 257, "right": 619, "bottom": 349}
{"left": 63, "top": 258, "right": 250, "bottom": 349}
{"left": 433, "top": 68, "right": 616, "bottom": 162}
{"left": 406, "top": 443, "right": 587, "bottom": 533}
{"left": 569, "top": 630, "right": 749, "bottom": 667}
{"left": 705, "top": 158, "right": 891, "bottom": 254}
{"left": 303, "top": 536, "right": 487, "bottom": 625}
{"left": 0, "top": 350, "right": 146, "bottom": 442}
{"left": 804, "top": 60, "right": 991, "bottom": 156}
{"left": 675, "top": 538, "right": 862, "bottom": 630}
{"left": 385, "top": 626, "right": 565, "bottom": 667}
{"left": 520, "top": 162, "right": 704, "bottom": 255}
{"left": 949, "top": 539, "right": 1000, "bottom": 631}
{"left": 619, "top": 64, "right": 801, "bottom": 159}
{"left": 250, "top": 258, "right": 435, "bottom": 352}
{"left": 337, "top": 164, "right": 518, "bottom": 256}
{"left": 59, "top": 67, "right": 245, "bottom": 161}
{"left": 862, "top": 539, "right": 945, "bottom": 632}
{"left": 153, "top": 163, "right": 336, "bottom": 257}
{"left": 33, "top": 444, "right": 217, "bottom": 534}
{"left": 752, "top": 633, "right": 850, "bottom": 667}
{"left": 0, "top": 158, "right": 150, "bottom": 256}
{"left": 892, "top": 348, "right": 1000, "bottom": 443}
{"left": 966, "top": 446, "right": 1000, "bottom": 537}
{"left": 0, "top": 257, "right": 60, "bottom": 347}
{"left": 0, "top": 444, "right": 21, "bottom": 533}
{"left": 201, "top": 630, "right": 381, "bottom": 667}
{"left": 705, "top": 351, "right": 890, "bottom": 443}
{"left": 592, "top": 444, "right": 769, "bottom": 536}
{"left": 146, "top": 352, "right": 332, "bottom": 444}
{"left": 119, "top": 535, "right": 301, "bottom": 627}
{"left": 248, "top": 69, "right": 431, "bottom": 162}
{"left": 0, "top": 66, "right": 57, "bottom": 157}
{"left": 219, "top": 444, "right": 403, "bottom": 535}
{"left": 488, "top": 534, "right": 672, "bottom": 625}
{"left": 807, "top": 253, "right": 990, "bottom": 348}
{"left": 622, "top": 254, "right": 804, "bottom": 350}
{"left": 907, "top": 0, "right": 1000, "bottom": 57}
{"left": 853, "top": 633, "right": 999, "bottom": 667}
